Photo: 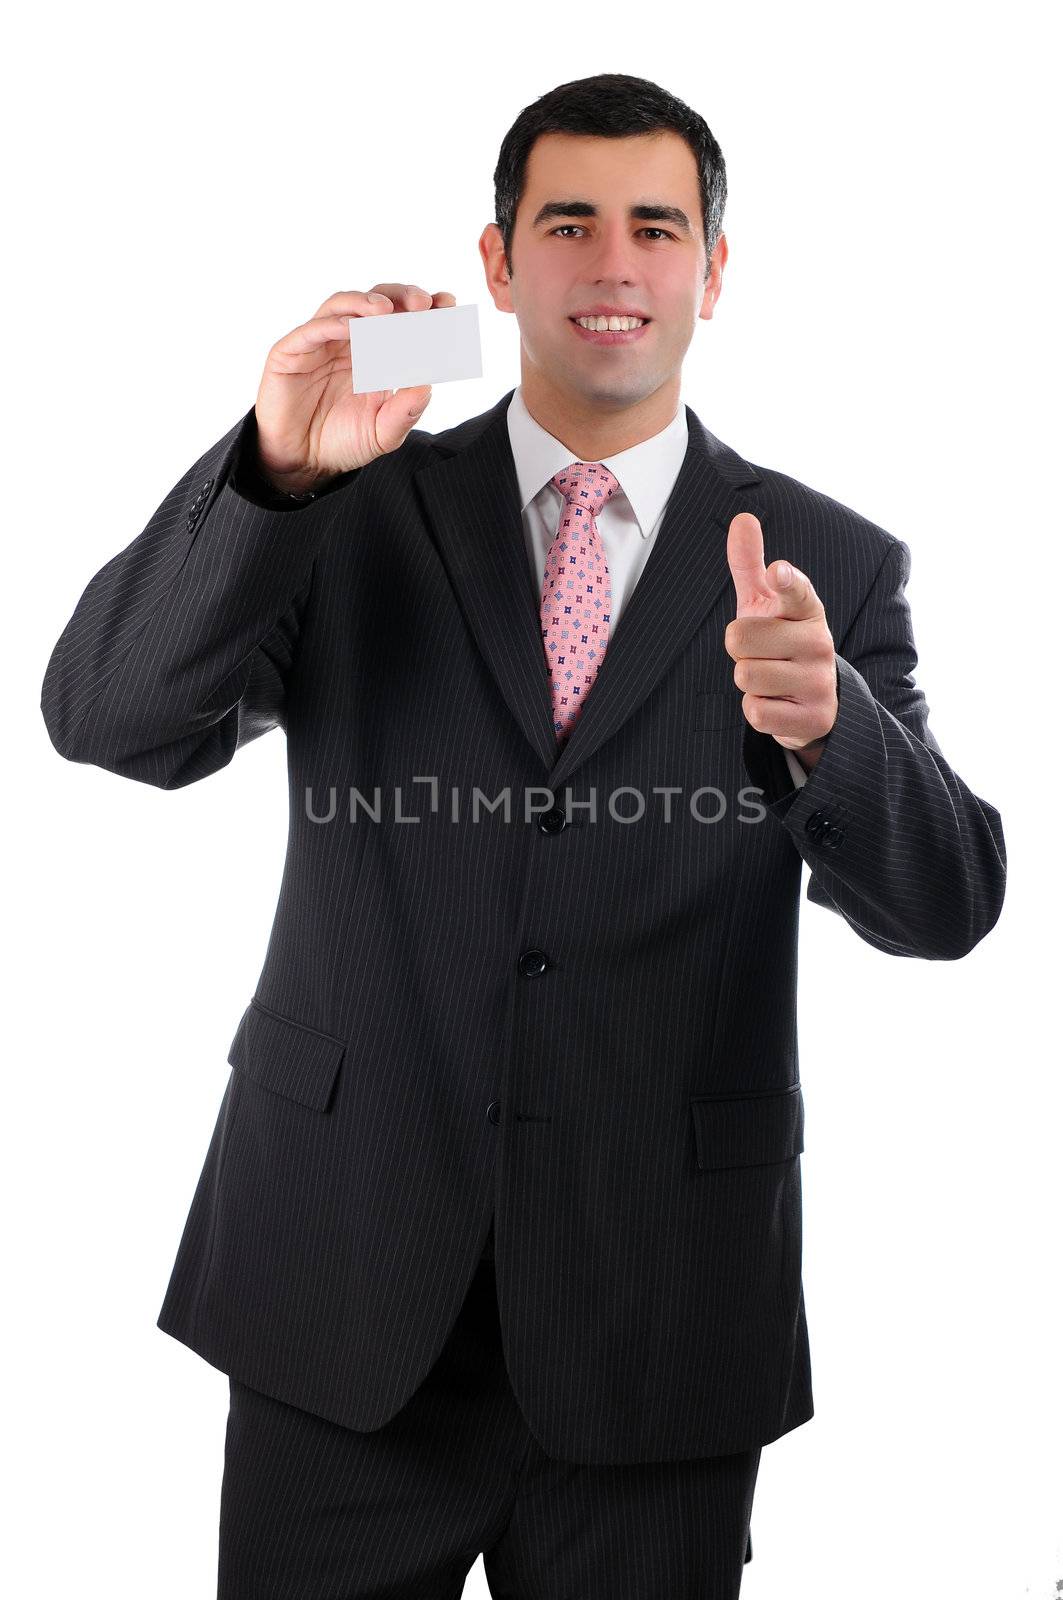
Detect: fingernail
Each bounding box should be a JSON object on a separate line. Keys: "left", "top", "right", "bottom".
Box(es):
{"left": 368, "top": 293, "right": 389, "bottom": 303}
{"left": 777, "top": 561, "right": 792, "bottom": 586}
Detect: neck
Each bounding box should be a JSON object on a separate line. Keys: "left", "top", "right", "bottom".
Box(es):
{"left": 519, "top": 366, "right": 681, "bottom": 461}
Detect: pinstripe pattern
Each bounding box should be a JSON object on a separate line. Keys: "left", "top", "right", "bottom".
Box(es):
{"left": 40, "top": 385, "right": 1006, "bottom": 1466}
{"left": 218, "top": 1257, "right": 760, "bottom": 1598}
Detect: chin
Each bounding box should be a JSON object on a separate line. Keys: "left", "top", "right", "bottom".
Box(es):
{"left": 583, "top": 375, "right": 657, "bottom": 407}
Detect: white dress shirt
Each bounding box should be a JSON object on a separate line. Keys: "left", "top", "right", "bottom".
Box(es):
{"left": 505, "top": 385, "right": 809, "bottom": 789}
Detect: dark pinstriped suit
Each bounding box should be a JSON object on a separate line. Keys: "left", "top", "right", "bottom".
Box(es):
{"left": 41, "top": 385, "right": 1005, "bottom": 1589}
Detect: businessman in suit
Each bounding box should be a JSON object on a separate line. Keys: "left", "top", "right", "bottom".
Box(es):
{"left": 41, "top": 74, "right": 1006, "bottom": 1600}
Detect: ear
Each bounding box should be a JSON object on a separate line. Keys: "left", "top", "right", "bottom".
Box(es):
{"left": 699, "top": 232, "right": 728, "bottom": 322}
{"left": 479, "top": 224, "right": 514, "bottom": 313}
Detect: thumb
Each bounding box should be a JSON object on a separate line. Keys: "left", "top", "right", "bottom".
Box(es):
{"left": 375, "top": 385, "right": 432, "bottom": 454}
{"left": 727, "top": 512, "right": 772, "bottom": 618}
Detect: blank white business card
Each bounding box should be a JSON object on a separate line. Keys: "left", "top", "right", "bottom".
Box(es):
{"left": 346, "top": 302, "right": 482, "bottom": 394}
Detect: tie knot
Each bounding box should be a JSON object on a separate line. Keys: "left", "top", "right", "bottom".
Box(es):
{"left": 551, "top": 461, "right": 621, "bottom": 514}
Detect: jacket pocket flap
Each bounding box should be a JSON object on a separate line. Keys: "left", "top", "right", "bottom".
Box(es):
{"left": 690, "top": 1083, "right": 804, "bottom": 1170}
{"left": 227, "top": 998, "right": 346, "bottom": 1112}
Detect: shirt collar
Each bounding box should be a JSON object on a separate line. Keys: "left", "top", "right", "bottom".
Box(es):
{"left": 506, "top": 384, "right": 690, "bottom": 539}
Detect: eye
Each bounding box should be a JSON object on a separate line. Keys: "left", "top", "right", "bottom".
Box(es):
{"left": 550, "top": 226, "right": 676, "bottom": 241}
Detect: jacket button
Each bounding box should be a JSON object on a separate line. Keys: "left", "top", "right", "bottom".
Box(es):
{"left": 538, "top": 806, "right": 566, "bottom": 834}
{"left": 805, "top": 809, "right": 824, "bottom": 836}
{"left": 487, "top": 1100, "right": 501, "bottom": 1124}
{"left": 517, "top": 949, "right": 548, "bottom": 978}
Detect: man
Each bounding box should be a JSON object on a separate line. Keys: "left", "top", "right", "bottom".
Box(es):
{"left": 41, "top": 73, "right": 1006, "bottom": 1600}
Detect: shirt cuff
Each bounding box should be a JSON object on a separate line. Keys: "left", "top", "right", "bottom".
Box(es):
{"left": 784, "top": 747, "right": 810, "bottom": 788}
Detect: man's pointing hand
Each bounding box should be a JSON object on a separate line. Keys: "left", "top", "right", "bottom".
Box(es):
{"left": 723, "top": 512, "right": 838, "bottom": 768}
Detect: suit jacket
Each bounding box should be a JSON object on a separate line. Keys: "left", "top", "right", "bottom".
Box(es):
{"left": 40, "top": 386, "right": 1007, "bottom": 1464}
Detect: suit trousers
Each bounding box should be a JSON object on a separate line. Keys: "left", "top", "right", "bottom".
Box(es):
{"left": 217, "top": 1252, "right": 761, "bottom": 1599}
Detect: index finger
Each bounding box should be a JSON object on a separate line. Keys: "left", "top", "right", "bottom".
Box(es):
{"left": 311, "top": 288, "right": 403, "bottom": 319}
{"left": 312, "top": 286, "right": 456, "bottom": 319}
{"left": 724, "top": 615, "right": 817, "bottom": 660}
{"left": 769, "top": 560, "right": 825, "bottom": 623}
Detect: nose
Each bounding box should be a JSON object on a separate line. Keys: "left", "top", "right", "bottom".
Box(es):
{"left": 586, "top": 225, "right": 645, "bottom": 280}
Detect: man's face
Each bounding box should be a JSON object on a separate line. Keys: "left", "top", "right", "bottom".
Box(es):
{"left": 480, "top": 130, "right": 726, "bottom": 413}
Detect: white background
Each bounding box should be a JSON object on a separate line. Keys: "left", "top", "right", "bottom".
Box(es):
{"left": 7, "top": 1, "right": 1059, "bottom": 1595}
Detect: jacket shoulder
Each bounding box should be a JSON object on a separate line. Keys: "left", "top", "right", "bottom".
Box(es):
{"left": 743, "top": 457, "right": 901, "bottom": 566}
{"left": 687, "top": 407, "right": 903, "bottom": 570}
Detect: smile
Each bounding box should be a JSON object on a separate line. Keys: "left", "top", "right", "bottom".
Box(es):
{"left": 568, "top": 318, "right": 652, "bottom": 346}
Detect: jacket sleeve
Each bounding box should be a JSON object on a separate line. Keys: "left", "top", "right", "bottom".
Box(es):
{"left": 40, "top": 406, "right": 360, "bottom": 790}
{"left": 740, "top": 536, "right": 1007, "bottom": 960}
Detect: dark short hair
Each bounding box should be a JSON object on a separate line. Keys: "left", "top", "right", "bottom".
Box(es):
{"left": 492, "top": 74, "right": 727, "bottom": 284}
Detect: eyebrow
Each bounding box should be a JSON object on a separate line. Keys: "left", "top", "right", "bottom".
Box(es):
{"left": 531, "top": 200, "right": 695, "bottom": 238}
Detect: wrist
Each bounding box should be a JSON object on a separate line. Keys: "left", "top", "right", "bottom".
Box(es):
{"left": 256, "top": 460, "right": 334, "bottom": 499}
{"left": 793, "top": 736, "right": 827, "bottom": 773}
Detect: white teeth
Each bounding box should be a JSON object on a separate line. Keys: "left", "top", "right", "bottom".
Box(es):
{"left": 575, "top": 315, "right": 645, "bottom": 331}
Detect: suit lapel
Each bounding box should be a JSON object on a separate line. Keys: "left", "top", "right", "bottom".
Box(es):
{"left": 414, "top": 388, "right": 764, "bottom": 785}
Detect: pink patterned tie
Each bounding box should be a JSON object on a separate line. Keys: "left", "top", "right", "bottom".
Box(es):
{"left": 540, "top": 462, "right": 621, "bottom": 743}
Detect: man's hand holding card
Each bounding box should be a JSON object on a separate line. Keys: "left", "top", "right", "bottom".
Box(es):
{"left": 251, "top": 285, "right": 481, "bottom": 496}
